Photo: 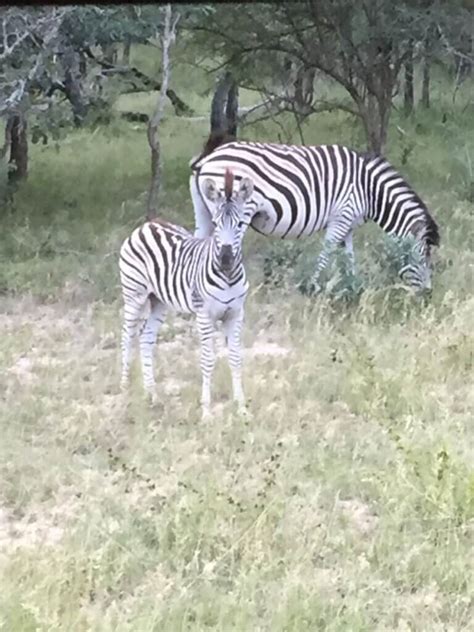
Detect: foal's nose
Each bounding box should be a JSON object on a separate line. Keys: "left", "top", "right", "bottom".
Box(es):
{"left": 219, "top": 245, "right": 234, "bottom": 270}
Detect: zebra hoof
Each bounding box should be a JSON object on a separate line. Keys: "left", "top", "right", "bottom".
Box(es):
{"left": 308, "top": 281, "right": 323, "bottom": 296}
{"left": 147, "top": 392, "right": 160, "bottom": 407}
{"left": 201, "top": 408, "right": 212, "bottom": 422}
{"left": 297, "top": 278, "right": 322, "bottom": 297}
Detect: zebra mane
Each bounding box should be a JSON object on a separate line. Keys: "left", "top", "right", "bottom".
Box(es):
{"left": 362, "top": 152, "right": 440, "bottom": 248}
{"left": 189, "top": 131, "right": 237, "bottom": 171}
{"left": 224, "top": 168, "right": 234, "bottom": 200}
{"left": 148, "top": 217, "right": 192, "bottom": 238}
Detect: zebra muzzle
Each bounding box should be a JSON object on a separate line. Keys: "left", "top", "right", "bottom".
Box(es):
{"left": 219, "top": 245, "right": 234, "bottom": 272}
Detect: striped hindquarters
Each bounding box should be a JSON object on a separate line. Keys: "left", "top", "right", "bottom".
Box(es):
{"left": 193, "top": 141, "right": 366, "bottom": 239}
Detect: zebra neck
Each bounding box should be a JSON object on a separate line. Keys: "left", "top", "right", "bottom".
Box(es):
{"left": 365, "top": 161, "right": 428, "bottom": 242}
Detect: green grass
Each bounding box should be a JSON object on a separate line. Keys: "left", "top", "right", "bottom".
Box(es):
{"left": 0, "top": 58, "right": 473, "bottom": 631}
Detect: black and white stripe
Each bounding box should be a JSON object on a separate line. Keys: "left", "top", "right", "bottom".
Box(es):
{"left": 190, "top": 139, "right": 440, "bottom": 291}
{"left": 119, "top": 172, "right": 255, "bottom": 419}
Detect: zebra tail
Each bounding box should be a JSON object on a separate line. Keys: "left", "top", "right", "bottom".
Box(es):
{"left": 189, "top": 131, "right": 237, "bottom": 171}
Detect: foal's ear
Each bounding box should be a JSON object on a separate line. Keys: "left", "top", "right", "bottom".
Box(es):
{"left": 237, "top": 177, "right": 254, "bottom": 203}
{"left": 202, "top": 178, "right": 222, "bottom": 202}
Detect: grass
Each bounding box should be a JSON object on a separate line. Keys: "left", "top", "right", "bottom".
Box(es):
{"left": 0, "top": 57, "right": 473, "bottom": 630}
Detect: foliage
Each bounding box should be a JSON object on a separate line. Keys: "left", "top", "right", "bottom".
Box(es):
{"left": 60, "top": 6, "right": 158, "bottom": 50}
{"left": 262, "top": 233, "right": 428, "bottom": 304}
{"left": 0, "top": 7, "right": 69, "bottom": 116}
{"left": 187, "top": 0, "right": 473, "bottom": 151}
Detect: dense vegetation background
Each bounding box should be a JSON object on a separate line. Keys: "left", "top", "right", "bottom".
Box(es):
{"left": 0, "top": 3, "right": 473, "bottom": 630}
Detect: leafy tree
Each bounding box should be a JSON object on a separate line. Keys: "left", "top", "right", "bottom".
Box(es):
{"left": 0, "top": 6, "right": 69, "bottom": 188}
{"left": 188, "top": 0, "right": 472, "bottom": 152}
{"left": 0, "top": 4, "right": 204, "bottom": 197}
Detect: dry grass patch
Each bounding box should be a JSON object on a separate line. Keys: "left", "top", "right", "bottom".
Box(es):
{"left": 0, "top": 284, "right": 473, "bottom": 630}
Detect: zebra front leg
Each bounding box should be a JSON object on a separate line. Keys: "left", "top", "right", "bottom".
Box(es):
{"left": 311, "top": 221, "right": 353, "bottom": 292}
{"left": 310, "top": 241, "right": 339, "bottom": 293}
{"left": 222, "top": 308, "right": 247, "bottom": 415}
{"left": 139, "top": 297, "right": 167, "bottom": 405}
{"left": 196, "top": 311, "right": 216, "bottom": 420}
{"left": 343, "top": 231, "right": 355, "bottom": 276}
{"left": 121, "top": 297, "right": 147, "bottom": 391}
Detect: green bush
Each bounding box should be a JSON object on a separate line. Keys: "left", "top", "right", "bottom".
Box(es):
{"left": 262, "top": 233, "right": 428, "bottom": 302}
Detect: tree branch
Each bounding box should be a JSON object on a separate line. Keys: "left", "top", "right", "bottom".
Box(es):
{"left": 83, "top": 46, "right": 193, "bottom": 116}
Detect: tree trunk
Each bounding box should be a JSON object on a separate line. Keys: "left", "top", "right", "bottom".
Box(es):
{"left": 210, "top": 71, "right": 239, "bottom": 136}
{"left": 147, "top": 4, "right": 177, "bottom": 220}
{"left": 148, "top": 142, "right": 161, "bottom": 219}
{"left": 362, "top": 93, "right": 389, "bottom": 154}
{"left": 420, "top": 27, "right": 436, "bottom": 109}
{"left": 61, "top": 47, "right": 88, "bottom": 126}
{"left": 8, "top": 114, "right": 28, "bottom": 184}
{"left": 404, "top": 40, "right": 414, "bottom": 115}
{"left": 211, "top": 71, "right": 233, "bottom": 135}
{"left": 123, "top": 37, "right": 131, "bottom": 65}
{"left": 79, "top": 51, "right": 87, "bottom": 78}
{"left": 225, "top": 79, "right": 239, "bottom": 137}
{"left": 421, "top": 54, "right": 431, "bottom": 109}
{"left": 455, "top": 30, "right": 473, "bottom": 83}
{"left": 103, "top": 43, "right": 118, "bottom": 65}
{"left": 421, "top": 42, "right": 431, "bottom": 109}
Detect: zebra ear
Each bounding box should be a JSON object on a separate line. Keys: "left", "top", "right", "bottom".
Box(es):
{"left": 202, "top": 178, "right": 221, "bottom": 202}
{"left": 237, "top": 177, "right": 254, "bottom": 203}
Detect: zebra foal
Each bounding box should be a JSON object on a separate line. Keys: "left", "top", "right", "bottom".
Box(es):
{"left": 119, "top": 169, "right": 254, "bottom": 419}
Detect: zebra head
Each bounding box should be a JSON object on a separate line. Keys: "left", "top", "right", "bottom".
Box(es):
{"left": 202, "top": 169, "right": 254, "bottom": 273}
{"left": 399, "top": 240, "right": 433, "bottom": 292}
{"left": 399, "top": 214, "right": 439, "bottom": 293}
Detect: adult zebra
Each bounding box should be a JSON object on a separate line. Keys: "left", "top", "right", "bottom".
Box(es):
{"left": 189, "top": 134, "right": 440, "bottom": 292}
{"left": 119, "top": 169, "right": 255, "bottom": 419}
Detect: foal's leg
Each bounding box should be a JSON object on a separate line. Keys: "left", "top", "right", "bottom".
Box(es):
{"left": 222, "top": 308, "right": 247, "bottom": 414}
{"left": 138, "top": 296, "right": 167, "bottom": 404}
{"left": 196, "top": 311, "right": 216, "bottom": 419}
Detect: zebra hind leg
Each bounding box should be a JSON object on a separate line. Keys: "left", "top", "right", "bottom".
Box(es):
{"left": 222, "top": 308, "right": 248, "bottom": 416}
{"left": 196, "top": 311, "right": 216, "bottom": 420}
{"left": 138, "top": 296, "right": 167, "bottom": 406}
{"left": 190, "top": 175, "right": 214, "bottom": 239}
